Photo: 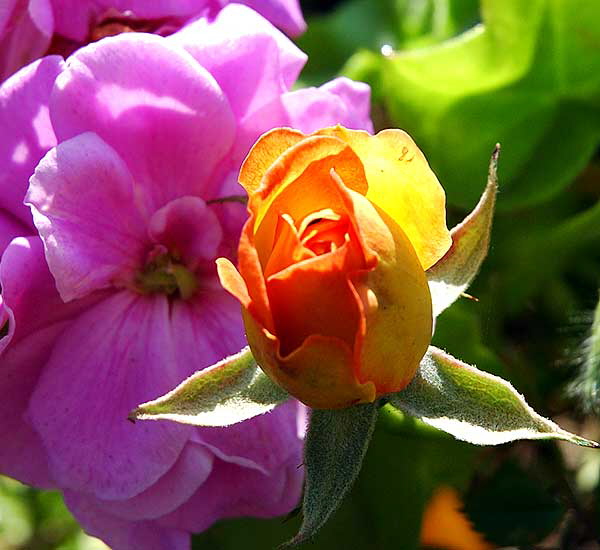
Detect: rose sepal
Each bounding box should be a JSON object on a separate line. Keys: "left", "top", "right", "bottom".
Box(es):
{"left": 280, "top": 402, "right": 379, "bottom": 549}
{"left": 427, "top": 146, "right": 499, "bottom": 317}
{"left": 129, "top": 346, "right": 289, "bottom": 427}
{"left": 388, "top": 346, "right": 599, "bottom": 448}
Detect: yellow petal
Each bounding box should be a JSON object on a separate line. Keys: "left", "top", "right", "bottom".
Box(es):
{"left": 344, "top": 186, "right": 432, "bottom": 392}
{"left": 316, "top": 126, "right": 451, "bottom": 270}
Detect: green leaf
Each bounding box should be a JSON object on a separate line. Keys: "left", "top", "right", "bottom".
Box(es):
{"left": 464, "top": 461, "right": 565, "bottom": 546}
{"left": 296, "top": 0, "right": 479, "bottom": 86}
{"left": 389, "top": 346, "right": 599, "bottom": 447}
{"left": 346, "top": 0, "right": 600, "bottom": 210}
{"left": 427, "top": 146, "right": 498, "bottom": 317}
{"left": 129, "top": 347, "right": 289, "bottom": 427}
{"left": 283, "top": 403, "right": 379, "bottom": 548}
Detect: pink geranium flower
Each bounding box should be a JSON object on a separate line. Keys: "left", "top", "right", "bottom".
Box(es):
{"left": 0, "top": 0, "right": 306, "bottom": 82}
{"left": 0, "top": 5, "right": 372, "bottom": 550}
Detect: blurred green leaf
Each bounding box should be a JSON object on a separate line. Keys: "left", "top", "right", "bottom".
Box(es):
{"left": 346, "top": 0, "right": 600, "bottom": 210}
{"left": 464, "top": 461, "right": 565, "bottom": 546}
{"left": 297, "top": 0, "right": 479, "bottom": 85}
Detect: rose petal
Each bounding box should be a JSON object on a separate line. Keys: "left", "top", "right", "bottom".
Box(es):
{"left": 316, "top": 127, "right": 452, "bottom": 270}
{"left": 28, "top": 291, "right": 192, "bottom": 499}
{"left": 244, "top": 311, "right": 375, "bottom": 410}
{"left": 0, "top": 55, "right": 62, "bottom": 227}
{"left": 50, "top": 33, "right": 235, "bottom": 211}
{"left": 26, "top": 132, "right": 148, "bottom": 302}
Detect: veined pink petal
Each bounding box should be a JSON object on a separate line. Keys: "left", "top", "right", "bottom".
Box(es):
{"left": 282, "top": 77, "right": 374, "bottom": 134}
{"left": 0, "top": 237, "right": 103, "bottom": 486}
{"left": 50, "top": 33, "right": 236, "bottom": 212}
{"left": 169, "top": 285, "right": 248, "bottom": 369}
{"left": 26, "top": 132, "right": 148, "bottom": 302}
{"left": 158, "top": 454, "right": 303, "bottom": 533}
{"left": 94, "top": 442, "right": 214, "bottom": 521}
{"left": 65, "top": 491, "right": 190, "bottom": 550}
{"left": 0, "top": 55, "right": 61, "bottom": 228}
{"left": 28, "top": 291, "right": 192, "bottom": 500}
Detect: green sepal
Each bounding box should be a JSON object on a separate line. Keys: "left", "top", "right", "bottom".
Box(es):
{"left": 282, "top": 402, "right": 379, "bottom": 548}
{"left": 129, "top": 347, "right": 289, "bottom": 427}
{"left": 427, "top": 146, "right": 498, "bottom": 317}
{"left": 389, "top": 346, "right": 598, "bottom": 448}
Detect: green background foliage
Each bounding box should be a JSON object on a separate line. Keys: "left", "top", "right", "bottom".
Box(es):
{"left": 2, "top": 0, "right": 599, "bottom": 548}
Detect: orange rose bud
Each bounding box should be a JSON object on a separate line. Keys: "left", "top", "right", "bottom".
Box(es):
{"left": 217, "top": 126, "right": 451, "bottom": 409}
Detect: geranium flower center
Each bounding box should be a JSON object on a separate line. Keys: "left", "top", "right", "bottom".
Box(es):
{"left": 136, "top": 248, "right": 198, "bottom": 300}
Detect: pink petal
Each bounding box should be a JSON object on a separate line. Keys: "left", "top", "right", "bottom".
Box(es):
{"left": 28, "top": 291, "right": 192, "bottom": 500}
{"left": 0, "top": 210, "right": 29, "bottom": 253}
{"left": 237, "top": 0, "right": 306, "bottom": 36}
{"left": 281, "top": 76, "right": 374, "bottom": 134}
{"left": 65, "top": 491, "right": 190, "bottom": 550}
{"left": 26, "top": 132, "right": 148, "bottom": 302}
{"left": 148, "top": 196, "right": 222, "bottom": 271}
{"left": 0, "top": 237, "right": 100, "bottom": 486}
{"left": 170, "top": 285, "right": 248, "bottom": 370}
{"left": 159, "top": 454, "right": 303, "bottom": 532}
{"left": 0, "top": 55, "right": 62, "bottom": 227}
{"left": 50, "top": 33, "right": 235, "bottom": 212}
{"left": 167, "top": 4, "right": 305, "bottom": 123}
{"left": 0, "top": 0, "right": 53, "bottom": 81}
{"left": 196, "top": 401, "right": 302, "bottom": 476}
{"left": 95, "top": 442, "right": 214, "bottom": 521}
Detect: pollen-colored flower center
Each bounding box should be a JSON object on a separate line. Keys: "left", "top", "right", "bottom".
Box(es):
{"left": 136, "top": 249, "right": 198, "bottom": 300}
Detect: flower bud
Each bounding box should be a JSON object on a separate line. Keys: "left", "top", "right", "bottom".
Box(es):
{"left": 218, "top": 126, "right": 451, "bottom": 409}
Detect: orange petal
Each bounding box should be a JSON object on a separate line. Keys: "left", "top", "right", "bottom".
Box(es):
{"left": 263, "top": 213, "right": 315, "bottom": 279}
{"left": 243, "top": 309, "right": 376, "bottom": 410}
{"left": 252, "top": 136, "right": 367, "bottom": 268}
{"left": 316, "top": 126, "right": 451, "bottom": 270}
{"left": 266, "top": 240, "right": 364, "bottom": 356}
{"left": 239, "top": 128, "right": 306, "bottom": 195}
{"left": 420, "top": 487, "right": 492, "bottom": 550}
{"left": 216, "top": 257, "right": 250, "bottom": 308}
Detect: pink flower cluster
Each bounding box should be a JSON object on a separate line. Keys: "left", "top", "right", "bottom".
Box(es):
{"left": 0, "top": 3, "right": 372, "bottom": 549}
{"left": 0, "top": 0, "right": 306, "bottom": 81}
